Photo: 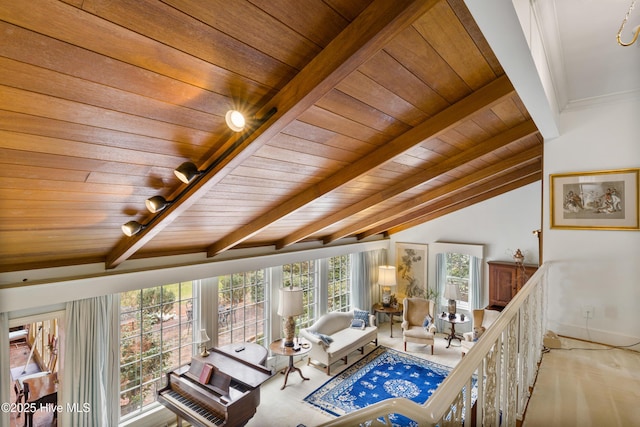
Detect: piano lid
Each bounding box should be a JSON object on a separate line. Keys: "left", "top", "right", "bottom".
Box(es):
{"left": 191, "top": 342, "right": 272, "bottom": 389}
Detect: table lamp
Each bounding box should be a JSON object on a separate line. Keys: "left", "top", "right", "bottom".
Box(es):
{"left": 443, "top": 284, "right": 460, "bottom": 319}
{"left": 278, "top": 286, "right": 303, "bottom": 347}
{"left": 378, "top": 265, "right": 396, "bottom": 307}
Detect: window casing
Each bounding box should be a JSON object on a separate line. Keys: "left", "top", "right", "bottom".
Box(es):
{"left": 119, "top": 282, "right": 195, "bottom": 420}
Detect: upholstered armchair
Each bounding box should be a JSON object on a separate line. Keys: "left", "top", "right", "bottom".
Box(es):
{"left": 401, "top": 298, "right": 437, "bottom": 354}
{"left": 461, "top": 307, "right": 500, "bottom": 356}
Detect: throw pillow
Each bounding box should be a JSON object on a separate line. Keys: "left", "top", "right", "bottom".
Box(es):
{"left": 350, "top": 318, "right": 365, "bottom": 330}
{"left": 312, "top": 331, "right": 334, "bottom": 346}
{"left": 353, "top": 309, "right": 370, "bottom": 327}
{"left": 422, "top": 314, "right": 433, "bottom": 328}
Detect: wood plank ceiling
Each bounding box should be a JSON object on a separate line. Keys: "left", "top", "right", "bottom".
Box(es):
{"left": 0, "top": 0, "right": 542, "bottom": 273}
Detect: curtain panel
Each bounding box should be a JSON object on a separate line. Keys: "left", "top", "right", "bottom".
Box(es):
{"left": 351, "top": 248, "right": 387, "bottom": 312}
{"left": 61, "top": 294, "right": 120, "bottom": 426}
{"left": 0, "top": 312, "right": 9, "bottom": 427}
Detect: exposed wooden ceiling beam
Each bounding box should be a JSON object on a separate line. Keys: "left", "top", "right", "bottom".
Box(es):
{"left": 207, "top": 75, "right": 515, "bottom": 257}
{"left": 276, "top": 119, "right": 538, "bottom": 249}
{"left": 359, "top": 161, "right": 542, "bottom": 238}
{"left": 105, "top": 0, "right": 438, "bottom": 269}
{"left": 326, "top": 146, "right": 542, "bottom": 243}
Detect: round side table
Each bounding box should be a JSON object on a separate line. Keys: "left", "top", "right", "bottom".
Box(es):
{"left": 372, "top": 303, "right": 403, "bottom": 338}
{"left": 269, "top": 338, "right": 312, "bottom": 389}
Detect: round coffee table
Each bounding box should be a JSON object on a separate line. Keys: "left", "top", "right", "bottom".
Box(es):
{"left": 269, "top": 338, "right": 312, "bottom": 389}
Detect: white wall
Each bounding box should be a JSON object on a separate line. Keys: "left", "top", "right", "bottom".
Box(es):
{"left": 544, "top": 98, "right": 640, "bottom": 348}
{"left": 390, "top": 181, "right": 543, "bottom": 308}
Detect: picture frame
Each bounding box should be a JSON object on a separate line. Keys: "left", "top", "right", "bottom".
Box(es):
{"left": 395, "top": 243, "right": 428, "bottom": 298}
{"left": 550, "top": 168, "right": 639, "bottom": 230}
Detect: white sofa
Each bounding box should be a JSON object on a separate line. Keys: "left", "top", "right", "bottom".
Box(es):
{"left": 300, "top": 310, "right": 377, "bottom": 375}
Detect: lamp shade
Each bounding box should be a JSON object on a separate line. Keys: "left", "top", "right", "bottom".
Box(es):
{"left": 378, "top": 265, "right": 396, "bottom": 287}
{"left": 443, "top": 283, "right": 460, "bottom": 300}
{"left": 196, "top": 329, "right": 210, "bottom": 344}
{"left": 277, "top": 287, "right": 303, "bottom": 317}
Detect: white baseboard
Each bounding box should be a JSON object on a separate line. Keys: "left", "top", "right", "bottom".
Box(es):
{"left": 547, "top": 320, "right": 640, "bottom": 351}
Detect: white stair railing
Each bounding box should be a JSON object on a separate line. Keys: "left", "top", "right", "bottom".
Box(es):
{"left": 318, "top": 263, "right": 548, "bottom": 427}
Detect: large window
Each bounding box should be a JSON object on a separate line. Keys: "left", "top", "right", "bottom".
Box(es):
{"left": 432, "top": 243, "right": 483, "bottom": 312}
{"left": 328, "top": 255, "right": 351, "bottom": 312}
{"left": 444, "top": 252, "right": 471, "bottom": 307}
{"left": 119, "top": 282, "right": 195, "bottom": 419}
{"left": 217, "top": 270, "right": 267, "bottom": 347}
{"left": 283, "top": 261, "right": 317, "bottom": 329}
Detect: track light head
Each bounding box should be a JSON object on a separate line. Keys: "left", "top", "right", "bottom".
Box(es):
{"left": 174, "top": 162, "right": 202, "bottom": 184}
{"left": 145, "top": 195, "right": 170, "bottom": 213}
{"left": 122, "top": 221, "right": 144, "bottom": 236}
{"left": 225, "top": 110, "right": 246, "bottom": 132}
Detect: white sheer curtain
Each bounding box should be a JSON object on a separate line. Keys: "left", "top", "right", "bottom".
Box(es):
{"left": 471, "top": 256, "right": 483, "bottom": 309}
{"left": 0, "top": 312, "right": 10, "bottom": 427}
{"left": 61, "top": 294, "right": 120, "bottom": 426}
{"left": 351, "top": 249, "right": 387, "bottom": 312}
{"left": 435, "top": 253, "right": 447, "bottom": 312}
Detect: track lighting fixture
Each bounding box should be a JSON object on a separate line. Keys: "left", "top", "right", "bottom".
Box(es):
{"left": 145, "top": 195, "right": 171, "bottom": 213}
{"left": 121, "top": 221, "right": 145, "bottom": 237}
{"left": 225, "top": 110, "right": 246, "bottom": 132}
{"left": 174, "top": 161, "right": 202, "bottom": 184}
{"left": 122, "top": 106, "right": 277, "bottom": 237}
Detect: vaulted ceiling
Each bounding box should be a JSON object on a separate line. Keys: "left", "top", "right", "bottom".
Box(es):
{"left": 0, "top": 0, "right": 542, "bottom": 273}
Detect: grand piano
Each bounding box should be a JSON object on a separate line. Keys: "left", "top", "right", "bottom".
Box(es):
{"left": 158, "top": 342, "right": 272, "bottom": 427}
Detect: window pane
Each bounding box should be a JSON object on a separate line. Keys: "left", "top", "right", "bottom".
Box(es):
{"left": 179, "top": 344, "right": 193, "bottom": 366}
{"left": 446, "top": 253, "right": 470, "bottom": 304}
{"left": 121, "top": 336, "right": 141, "bottom": 365}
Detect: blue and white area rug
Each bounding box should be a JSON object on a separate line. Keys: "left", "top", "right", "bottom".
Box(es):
{"left": 304, "top": 346, "right": 474, "bottom": 426}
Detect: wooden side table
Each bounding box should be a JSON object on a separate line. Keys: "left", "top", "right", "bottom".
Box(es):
{"left": 372, "top": 303, "right": 403, "bottom": 338}
{"left": 269, "top": 339, "right": 312, "bottom": 390}
{"left": 439, "top": 313, "right": 470, "bottom": 348}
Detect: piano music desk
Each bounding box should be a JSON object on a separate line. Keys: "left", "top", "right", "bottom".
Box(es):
{"left": 269, "top": 339, "right": 312, "bottom": 390}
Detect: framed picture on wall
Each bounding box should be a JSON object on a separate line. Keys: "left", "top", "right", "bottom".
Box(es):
{"left": 395, "top": 243, "right": 428, "bottom": 298}
{"left": 550, "top": 168, "right": 639, "bottom": 230}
